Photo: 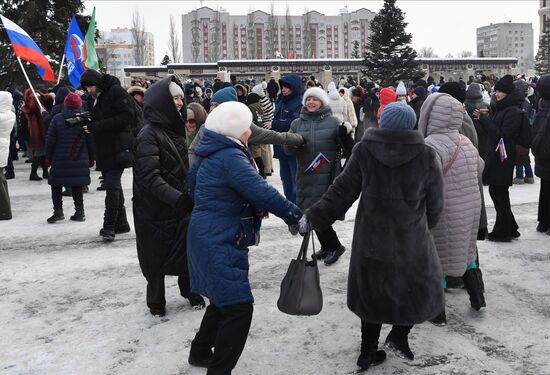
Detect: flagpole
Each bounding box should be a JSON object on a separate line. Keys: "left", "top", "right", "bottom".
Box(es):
{"left": 57, "top": 54, "right": 65, "bottom": 84}
{"left": 17, "top": 57, "right": 45, "bottom": 112}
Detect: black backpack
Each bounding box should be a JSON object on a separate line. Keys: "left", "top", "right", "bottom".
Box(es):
{"left": 516, "top": 109, "right": 533, "bottom": 148}
{"left": 531, "top": 109, "right": 550, "bottom": 159}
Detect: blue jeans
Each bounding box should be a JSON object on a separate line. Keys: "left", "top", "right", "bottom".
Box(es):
{"left": 515, "top": 164, "right": 533, "bottom": 179}
{"left": 278, "top": 158, "right": 297, "bottom": 204}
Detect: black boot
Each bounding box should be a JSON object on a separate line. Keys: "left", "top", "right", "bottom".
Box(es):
{"left": 187, "top": 294, "right": 206, "bottom": 310}
{"left": 429, "top": 309, "right": 447, "bottom": 326}
{"left": 357, "top": 322, "right": 386, "bottom": 372}
{"left": 385, "top": 326, "right": 414, "bottom": 360}
{"left": 313, "top": 247, "right": 329, "bottom": 260}
{"left": 115, "top": 206, "right": 131, "bottom": 234}
{"left": 70, "top": 210, "right": 86, "bottom": 222}
{"left": 324, "top": 245, "right": 346, "bottom": 265}
{"left": 29, "top": 157, "right": 42, "bottom": 181}
{"left": 47, "top": 210, "right": 65, "bottom": 223}
{"left": 188, "top": 348, "right": 213, "bottom": 368}
{"left": 462, "top": 268, "right": 486, "bottom": 311}
{"left": 101, "top": 189, "right": 119, "bottom": 241}
{"left": 536, "top": 222, "right": 549, "bottom": 233}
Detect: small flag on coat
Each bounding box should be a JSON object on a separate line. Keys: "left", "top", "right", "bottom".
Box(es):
{"left": 496, "top": 137, "right": 507, "bottom": 163}
{"left": 305, "top": 153, "right": 330, "bottom": 175}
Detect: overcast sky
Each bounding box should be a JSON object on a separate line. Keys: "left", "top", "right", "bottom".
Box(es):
{"left": 85, "top": 0, "right": 541, "bottom": 63}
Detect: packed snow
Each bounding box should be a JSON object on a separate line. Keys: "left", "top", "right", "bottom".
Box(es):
{"left": 1, "top": 157, "right": 550, "bottom": 375}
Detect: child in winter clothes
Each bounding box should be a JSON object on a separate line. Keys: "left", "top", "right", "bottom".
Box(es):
{"left": 305, "top": 101, "right": 445, "bottom": 371}
{"left": 45, "top": 93, "right": 95, "bottom": 223}
{"left": 284, "top": 87, "right": 353, "bottom": 265}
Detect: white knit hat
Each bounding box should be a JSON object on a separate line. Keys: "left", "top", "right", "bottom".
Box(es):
{"left": 169, "top": 82, "right": 184, "bottom": 98}
{"left": 251, "top": 83, "right": 265, "bottom": 97}
{"left": 302, "top": 87, "right": 330, "bottom": 107}
{"left": 327, "top": 81, "right": 337, "bottom": 93}
{"left": 205, "top": 101, "right": 253, "bottom": 139}
{"left": 396, "top": 81, "right": 407, "bottom": 96}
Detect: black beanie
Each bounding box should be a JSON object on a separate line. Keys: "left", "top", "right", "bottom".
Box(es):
{"left": 438, "top": 82, "right": 466, "bottom": 104}
{"left": 494, "top": 75, "right": 515, "bottom": 94}
{"left": 80, "top": 69, "right": 103, "bottom": 89}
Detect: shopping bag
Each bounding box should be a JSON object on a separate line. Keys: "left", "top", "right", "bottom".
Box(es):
{"left": 277, "top": 230, "right": 323, "bottom": 316}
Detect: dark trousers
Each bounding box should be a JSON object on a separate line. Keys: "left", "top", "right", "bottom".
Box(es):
{"left": 538, "top": 179, "right": 550, "bottom": 227}
{"left": 102, "top": 169, "right": 125, "bottom": 230}
{"left": 315, "top": 226, "right": 342, "bottom": 251}
{"left": 51, "top": 185, "right": 83, "bottom": 211}
{"left": 146, "top": 275, "right": 192, "bottom": 311}
{"left": 488, "top": 185, "right": 518, "bottom": 237}
{"left": 361, "top": 321, "right": 413, "bottom": 351}
{"left": 191, "top": 302, "right": 254, "bottom": 375}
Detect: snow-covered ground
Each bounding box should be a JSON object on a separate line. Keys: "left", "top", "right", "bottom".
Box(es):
{"left": 1, "top": 156, "right": 550, "bottom": 375}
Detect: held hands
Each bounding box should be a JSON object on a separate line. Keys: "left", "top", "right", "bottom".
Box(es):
{"left": 288, "top": 224, "right": 299, "bottom": 236}
{"left": 298, "top": 215, "right": 310, "bottom": 235}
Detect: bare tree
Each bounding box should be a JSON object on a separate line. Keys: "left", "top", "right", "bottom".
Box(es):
{"left": 191, "top": 10, "right": 201, "bottom": 62}
{"left": 168, "top": 14, "right": 181, "bottom": 63}
{"left": 418, "top": 46, "right": 437, "bottom": 58}
{"left": 131, "top": 10, "right": 147, "bottom": 65}
{"left": 457, "top": 50, "right": 473, "bottom": 58}
{"left": 209, "top": 10, "right": 221, "bottom": 62}
{"left": 265, "top": 1, "right": 277, "bottom": 59}
{"left": 302, "top": 8, "right": 311, "bottom": 58}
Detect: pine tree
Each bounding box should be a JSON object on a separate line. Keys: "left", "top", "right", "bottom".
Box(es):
{"left": 362, "top": 0, "right": 423, "bottom": 86}
{"left": 160, "top": 54, "right": 171, "bottom": 65}
{"left": 536, "top": 19, "right": 550, "bottom": 75}
{"left": 351, "top": 41, "right": 360, "bottom": 58}
{"left": 0, "top": 0, "right": 88, "bottom": 88}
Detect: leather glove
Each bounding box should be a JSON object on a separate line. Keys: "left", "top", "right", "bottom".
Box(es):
{"left": 298, "top": 215, "right": 310, "bottom": 235}
{"left": 288, "top": 224, "right": 299, "bottom": 236}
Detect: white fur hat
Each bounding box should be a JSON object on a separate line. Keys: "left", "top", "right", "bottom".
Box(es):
{"left": 251, "top": 83, "right": 265, "bottom": 97}
{"left": 327, "top": 81, "right": 337, "bottom": 93}
{"left": 302, "top": 87, "right": 330, "bottom": 107}
{"left": 205, "top": 101, "right": 253, "bottom": 139}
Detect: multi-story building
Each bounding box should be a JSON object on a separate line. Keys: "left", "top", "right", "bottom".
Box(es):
{"left": 539, "top": 0, "right": 550, "bottom": 33}
{"left": 96, "top": 27, "right": 155, "bottom": 82}
{"left": 181, "top": 6, "right": 376, "bottom": 63}
{"left": 476, "top": 22, "right": 534, "bottom": 74}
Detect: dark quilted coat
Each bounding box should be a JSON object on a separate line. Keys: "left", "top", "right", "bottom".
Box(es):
{"left": 533, "top": 98, "right": 550, "bottom": 180}
{"left": 132, "top": 76, "right": 193, "bottom": 278}
{"left": 307, "top": 128, "right": 445, "bottom": 325}
{"left": 478, "top": 88, "right": 524, "bottom": 186}
{"left": 187, "top": 129, "right": 302, "bottom": 307}
{"left": 87, "top": 75, "right": 134, "bottom": 171}
{"left": 45, "top": 108, "right": 94, "bottom": 187}
{"left": 284, "top": 105, "right": 341, "bottom": 210}
{"left": 272, "top": 74, "right": 304, "bottom": 159}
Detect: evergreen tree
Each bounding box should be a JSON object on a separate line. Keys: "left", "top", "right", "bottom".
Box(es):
{"left": 351, "top": 41, "right": 360, "bottom": 58}
{"left": 536, "top": 19, "right": 550, "bottom": 75}
{"left": 362, "top": 0, "right": 423, "bottom": 86}
{"left": 160, "top": 54, "right": 171, "bottom": 65}
{"left": 0, "top": 0, "right": 88, "bottom": 89}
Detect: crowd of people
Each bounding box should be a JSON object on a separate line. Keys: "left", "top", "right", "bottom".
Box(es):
{"left": 1, "top": 68, "right": 550, "bottom": 374}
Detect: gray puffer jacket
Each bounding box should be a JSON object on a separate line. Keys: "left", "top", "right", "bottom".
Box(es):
{"left": 284, "top": 105, "right": 340, "bottom": 210}
{"left": 418, "top": 93, "right": 483, "bottom": 277}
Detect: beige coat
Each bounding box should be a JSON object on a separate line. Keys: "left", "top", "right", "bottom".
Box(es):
{"left": 418, "top": 93, "right": 483, "bottom": 277}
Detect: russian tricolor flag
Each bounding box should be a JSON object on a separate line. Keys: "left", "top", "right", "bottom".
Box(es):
{"left": 496, "top": 137, "right": 507, "bottom": 163}
{"left": 1, "top": 15, "right": 56, "bottom": 82}
{"left": 305, "top": 153, "right": 330, "bottom": 175}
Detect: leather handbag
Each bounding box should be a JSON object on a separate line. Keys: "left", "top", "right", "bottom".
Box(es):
{"left": 277, "top": 230, "right": 323, "bottom": 316}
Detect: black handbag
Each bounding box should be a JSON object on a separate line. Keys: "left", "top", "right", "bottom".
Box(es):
{"left": 277, "top": 230, "right": 323, "bottom": 316}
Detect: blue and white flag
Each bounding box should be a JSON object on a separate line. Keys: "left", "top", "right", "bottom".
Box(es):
{"left": 63, "top": 16, "right": 86, "bottom": 88}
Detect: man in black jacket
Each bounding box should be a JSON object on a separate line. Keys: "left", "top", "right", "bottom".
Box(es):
{"left": 80, "top": 70, "right": 134, "bottom": 242}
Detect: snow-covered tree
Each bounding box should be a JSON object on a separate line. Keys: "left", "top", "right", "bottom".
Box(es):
{"left": 536, "top": 19, "right": 550, "bottom": 75}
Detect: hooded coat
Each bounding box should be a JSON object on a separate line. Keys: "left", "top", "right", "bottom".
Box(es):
{"left": 272, "top": 75, "right": 304, "bottom": 159}
{"left": 284, "top": 105, "right": 341, "bottom": 210}
{"left": 418, "top": 93, "right": 482, "bottom": 277}
{"left": 45, "top": 108, "right": 94, "bottom": 187}
{"left": 187, "top": 129, "right": 301, "bottom": 307}
{"left": 0, "top": 92, "right": 15, "bottom": 168}
{"left": 307, "top": 127, "right": 445, "bottom": 325}
{"left": 327, "top": 89, "right": 346, "bottom": 123}
{"left": 339, "top": 88, "right": 358, "bottom": 128}
{"left": 22, "top": 89, "right": 47, "bottom": 152}
{"left": 132, "top": 76, "right": 193, "bottom": 278}
{"left": 478, "top": 88, "right": 524, "bottom": 186}
{"left": 84, "top": 73, "right": 135, "bottom": 171}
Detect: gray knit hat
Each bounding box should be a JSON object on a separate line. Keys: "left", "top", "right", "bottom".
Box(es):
{"left": 379, "top": 101, "right": 417, "bottom": 130}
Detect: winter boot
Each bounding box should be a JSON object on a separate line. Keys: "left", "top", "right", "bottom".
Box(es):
{"left": 187, "top": 294, "right": 206, "bottom": 310}
{"left": 70, "top": 210, "right": 86, "bottom": 222}
{"left": 4, "top": 170, "right": 14, "bottom": 180}
{"left": 29, "top": 157, "right": 42, "bottom": 181}
{"left": 512, "top": 177, "right": 524, "bottom": 185}
{"left": 429, "top": 309, "right": 447, "bottom": 326}
{"left": 101, "top": 229, "right": 115, "bottom": 242}
{"left": 47, "top": 210, "right": 65, "bottom": 223}
{"left": 462, "top": 268, "right": 486, "bottom": 311}
{"left": 114, "top": 206, "right": 131, "bottom": 234}
{"left": 313, "top": 247, "right": 329, "bottom": 260}
{"left": 385, "top": 326, "right": 414, "bottom": 360}
{"left": 324, "top": 245, "right": 346, "bottom": 265}
{"left": 357, "top": 322, "right": 386, "bottom": 372}
{"left": 536, "top": 222, "right": 549, "bottom": 233}
{"left": 524, "top": 176, "right": 535, "bottom": 184}
{"left": 188, "top": 348, "right": 213, "bottom": 368}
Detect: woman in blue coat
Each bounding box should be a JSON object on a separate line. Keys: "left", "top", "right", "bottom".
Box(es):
{"left": 45, "top": 93, "right": 94, "bottom": 223}
{"left": 187, "top": 101, "right": 302, "bottom": 374}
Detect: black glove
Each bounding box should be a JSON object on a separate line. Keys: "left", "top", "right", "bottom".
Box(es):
{"left": 338, "top": 124, "right": 348, "bottom": 138}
